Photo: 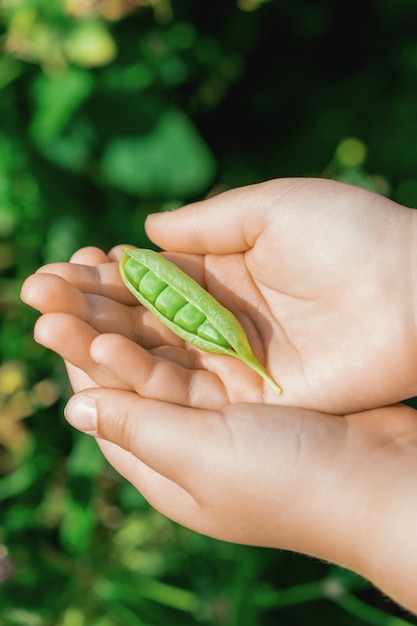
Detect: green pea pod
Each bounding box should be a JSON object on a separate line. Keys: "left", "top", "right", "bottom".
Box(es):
{"left": 119, "top": 247, "right": 282, "bottom": 395}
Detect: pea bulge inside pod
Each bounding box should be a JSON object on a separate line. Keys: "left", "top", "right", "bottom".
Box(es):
{"left": 119, "top": 248, "right": 282, "bottom": 395}
{"left": 124, "top": 256, "right": 230, "bottom": 347}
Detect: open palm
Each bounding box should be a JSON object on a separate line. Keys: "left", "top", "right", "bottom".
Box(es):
{"left": 21, "top": 177, "right": 417, "bottom": 413}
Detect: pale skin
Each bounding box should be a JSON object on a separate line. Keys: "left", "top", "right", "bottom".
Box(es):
{"left": 21, "top": 178, "right": 417, "bottom": 613}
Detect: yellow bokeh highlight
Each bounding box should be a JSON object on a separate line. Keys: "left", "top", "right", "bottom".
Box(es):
{"left": 237, "top": 0, "right": 268, "bottom": 11}
{"left": 0, "top": 362, "right": 26, "bottom": 396}
{"left": 335, "top": 137, "right": 367, "bottom": 168}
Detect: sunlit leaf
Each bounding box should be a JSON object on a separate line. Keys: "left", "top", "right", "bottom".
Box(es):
{"left": 66, "top": 434, "right": 105, "bottom": 478}
{"left": 101, "top": 108, "right": 216, "bottom": 198}
{"left": 30, "top": 67, "right": 93, "bottom": 143}
{"left": 36, "top": 120, "right": 94, "bottom": 172}
{"left": 0, "top": 56, "right": 22, "bottom": 91}
{"left": 44, "top": 215, "right": 83, "bottom": 263}
{"left": 60, "top": 475, "right": 96, "bottom": 554}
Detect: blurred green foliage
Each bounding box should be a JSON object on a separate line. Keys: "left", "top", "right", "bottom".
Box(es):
{"left": 1, "top": 0, "right": 417, "bottom": 624}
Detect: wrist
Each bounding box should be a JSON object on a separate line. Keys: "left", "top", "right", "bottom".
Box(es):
{"left": 356, "top": 458, "right": 417, "bottom": 612}
{"left": 274, "top": 405, "right": 417, "bottom": 615}
{"left": 336, "top": 405, "right": 417, "bottom": 614}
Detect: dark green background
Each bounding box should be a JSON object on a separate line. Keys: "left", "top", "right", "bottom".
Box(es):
{"left": 1, "top": 1, "right": 417, "bottom": 624}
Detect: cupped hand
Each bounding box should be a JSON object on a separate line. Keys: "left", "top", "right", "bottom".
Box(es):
{"left": 63, "top": 386, "right": 417, "bottom": 613}
{"left": 21, "top": 178, "right": 417, "bottom": 413}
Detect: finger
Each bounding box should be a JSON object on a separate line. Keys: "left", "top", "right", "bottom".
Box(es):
{"left": 70, "top": 246, "right": 109, "bottom": 265}
{"left": 34, "top": 313, "right": 130, "bottom": 389}
{"left": 144, "top": 179, "right": 290, "bottom": 254}
{"left": 35, "top": 256, "right": 203, "bottom": 309}
{"left": 36, "top": 250, "right": 208, "bottom": 302}
{"left": 36, "top": 261, "right": 134, "bottom": 304}
{"left": 65, "top": 361, "right": 100, "bottom": 392}
{"left": 64, "top": 388, "right": 220, "bottom": 490}
{"left": 107, "top": 244, "right": 129, "bottom": 262}
{"left": 21, "top": 272, "right": 183, "bottom": 349}
{"left": 90, "top": 333, "right": 229, "bottom": 408}
{"left": 21, "top": 273, "right": 90, "bottom": 316}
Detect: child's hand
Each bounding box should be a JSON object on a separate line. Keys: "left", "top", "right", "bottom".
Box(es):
{"left": 20, "top": 177, "right": 417, "bottom": 614}
{"left": 21, "top": 178, "right": 417, "bottom": 413}
{"left": 63, "top": 387, "right": 417, "bottom": 614}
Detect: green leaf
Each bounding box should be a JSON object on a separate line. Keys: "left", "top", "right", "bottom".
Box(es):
{"left": 43, "top": 215, "right": 83, "bottom": 263}
{"left": 0, "top": 56, "right": 22, "bottom": 91}
{"left": 66, "top": 435, "right": 105, "bottom": 478}
{"left": 100, "top": 108, "right": 216, "bottom": 198}
{"left": 36, "top": 120, "right": 94, "bottom": 173}
{"left": 60, "top": 475, "right": 96, "bottom": 555}
{"left": 30, "top": 68, "right": 93, "bottom": 144}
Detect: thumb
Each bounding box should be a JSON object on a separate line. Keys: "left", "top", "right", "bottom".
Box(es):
{"left": 145, "top": 181, "right": 280, "bottom": 254}
{"left": 64, "top": 388, "right": 213, "bottom": 486}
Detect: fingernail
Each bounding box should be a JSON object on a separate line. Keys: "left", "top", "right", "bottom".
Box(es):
{"left": 65, "top": 395, "right": 97, "bottom": 433}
